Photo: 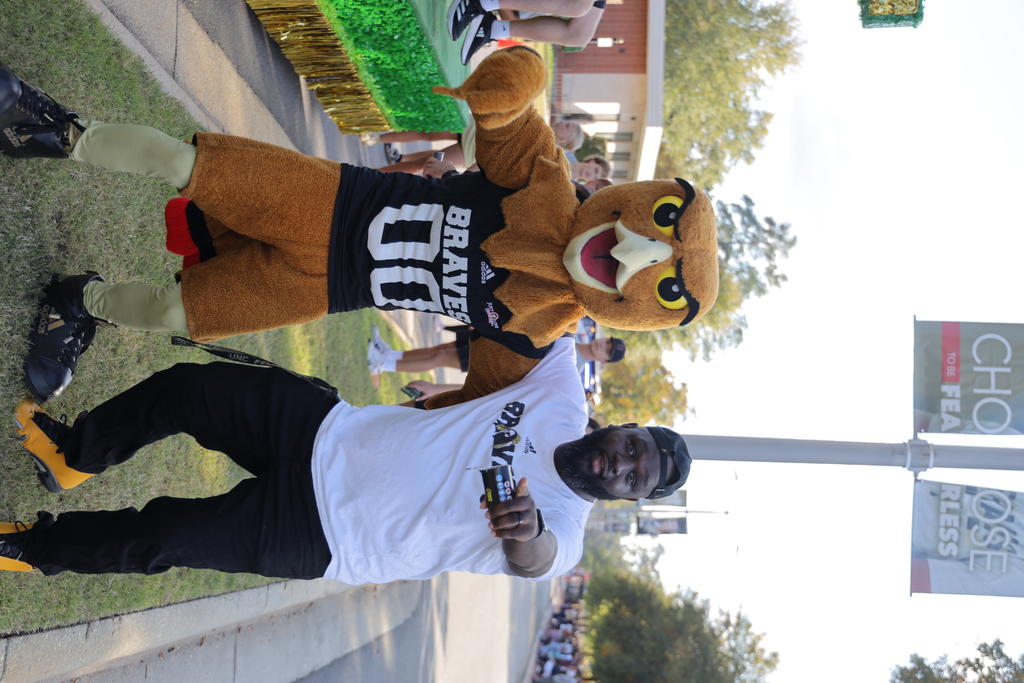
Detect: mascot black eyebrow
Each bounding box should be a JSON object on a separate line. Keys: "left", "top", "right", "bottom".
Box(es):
{"left": 1, "top": 48, "right": 718, "bottom": 405}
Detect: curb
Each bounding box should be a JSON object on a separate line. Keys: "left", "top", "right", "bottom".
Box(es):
{"left": 80, "top": 0, "right": 221, "bottom": 135}
{"left": 81, "top": 0, "right": 299, "bottom": 151}
{"left": 0, "top": 578, "right": 352, "bottom": 682}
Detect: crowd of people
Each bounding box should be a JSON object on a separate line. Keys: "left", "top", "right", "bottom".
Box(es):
{"left": 366, "top": 116, "right": 615, "bottom": 191}
{"left": 533, "top": 570, "right": 589, "bottom": 682}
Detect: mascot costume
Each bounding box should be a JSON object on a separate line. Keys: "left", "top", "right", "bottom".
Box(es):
{"left": 0, "top": 47, "right": 718, "bottom": 407}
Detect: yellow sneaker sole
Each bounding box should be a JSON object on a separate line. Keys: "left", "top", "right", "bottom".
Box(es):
{"left": 13, "top": 399, "right": 93, "bottom": 492}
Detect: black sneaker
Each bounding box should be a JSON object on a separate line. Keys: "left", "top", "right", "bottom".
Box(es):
{"left": 24, "top": 273, "right": 106, "bottom": 402}
{"left": 0, "top": 513, "right": 53, "bottom": 572}
{"left": 0, "top": 63, "right": 83, "bottom": 159}
{"left": 447, "top": 0, "right": 485, "bottom": 40}
{"left": 461, "top": 14, "right": 495, "bottom": 65}
{"left": 383, "top": 142, "right": 402, "bottom": 164}
{"left": 0, "top": 521, "right": 33, "bottom": 572}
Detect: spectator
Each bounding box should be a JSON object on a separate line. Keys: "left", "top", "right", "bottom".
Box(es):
{"left": 552, "top": 120, "right": 585, "bottom": 163}
{"left": 361, "top": 122, "right": 478, "bottom": 176}
{"left": 572, "top": 155, "right": 610, "bottom": 183}
{"left": 448, "top": 0, "right": 608, "bottom": 63}
{"left": 367, "top": 325, "right": 626, "bottom": 400}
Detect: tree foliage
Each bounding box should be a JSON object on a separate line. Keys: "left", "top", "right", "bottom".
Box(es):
{"left": 658, "top": 0, "right": 802, "bottom": 188}
{"left": 595, "top": 351, "right": 688, "bottom": 426}
{"left": 576, "top": 134, "right": 608, "bottom": 159}
{"left": 586, "top": 569, "right": 778, "bottom": 683}
{"left": 891, "top": 640, "right": 1024, "bottom": 683}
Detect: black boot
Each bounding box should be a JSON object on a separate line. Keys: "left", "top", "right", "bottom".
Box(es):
{"left": 24, "top": 273, "right": 106, "bottom": 402}
{"left": 0, "top": 63, "right": 83, "bottom": 159}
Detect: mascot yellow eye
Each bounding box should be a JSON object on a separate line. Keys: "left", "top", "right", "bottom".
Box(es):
{"left": 652, "top": 196, "right": 684, "bottom": 235}
{"left": 655, "top": 264, "right": 688, "bottom": 310}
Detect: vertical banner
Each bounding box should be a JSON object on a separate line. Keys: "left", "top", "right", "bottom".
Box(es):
{"left": 913, "top": 320, "right": 1024, "bottom": 435}
{"left": 911, "top": 480, "right": 1024, "bottom": 598}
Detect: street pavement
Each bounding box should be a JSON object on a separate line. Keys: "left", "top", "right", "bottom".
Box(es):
{"left": 0, "top": 1, "right": 556, "bottom": 681}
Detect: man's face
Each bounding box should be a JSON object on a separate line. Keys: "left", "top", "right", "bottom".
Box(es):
{"left": 572, "top": 159, "right": 605, "bottom": 182}
{"left": 552, "top": 121, "right": 576, "bottom": 146}
{"left": 554, "top": 425, "right": 674, "bottom": 501}
{"left": 591, "top": 337, "right": 614, "bottom": 363}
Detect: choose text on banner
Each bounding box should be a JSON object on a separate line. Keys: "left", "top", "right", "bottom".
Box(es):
{"left": 913, "top": 320, "right": 1024, "bottom": 435}
{"left": 910, "top": 480, "right": 1024, "bottom": 598}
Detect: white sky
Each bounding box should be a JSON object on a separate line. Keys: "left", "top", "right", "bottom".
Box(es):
{"left": 652, "top": 1, "right": 1024, "bottom": 680}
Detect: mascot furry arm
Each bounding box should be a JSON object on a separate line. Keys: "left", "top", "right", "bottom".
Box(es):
{"left": 427, "top": 48, "right": 567, "bottom": 409}
{"left": 426, "top": 47, "right": 720, "bottom": 409}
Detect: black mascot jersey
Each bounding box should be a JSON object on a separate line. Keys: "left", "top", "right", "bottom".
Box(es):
{"left": 328, "top": 164, "right": 551, "bottom": 359}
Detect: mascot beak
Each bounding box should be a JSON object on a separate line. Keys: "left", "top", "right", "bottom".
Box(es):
{"left": 563, "top": 220, "right": 674, "bottom": 295}
{"left": 610, "top": 222, "right": 672, "bottom": 292}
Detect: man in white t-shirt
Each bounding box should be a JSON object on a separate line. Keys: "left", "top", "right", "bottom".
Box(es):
{"left": 1, "top": 338, "right": 691, "bottom": 581}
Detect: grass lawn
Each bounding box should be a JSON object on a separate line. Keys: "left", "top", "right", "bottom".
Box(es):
{"left": 0, "top": 0, "right": 416, "bottom": 635}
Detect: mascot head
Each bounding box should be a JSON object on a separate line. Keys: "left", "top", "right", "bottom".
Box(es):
{"left": 562, "top": 178, "right": 719, "bottom": 331}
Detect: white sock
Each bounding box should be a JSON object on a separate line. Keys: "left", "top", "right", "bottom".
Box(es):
{"left": 379, "top": 351, "right": 401, "bottom": 372}
{"left": 490, "top": 20, "right": 511, "bottom": 40}
{"left": 480, "top": 0, "right": 500, "bottom": 11}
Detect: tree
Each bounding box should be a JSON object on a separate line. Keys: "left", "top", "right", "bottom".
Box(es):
{"left": 576, "top": 134, "right": 608, "bottom": 160}
{"left": 586, "top": 569, "right": 778, "bottom": 683}
{"left": 891, "top": 640, "right": 1024, "bottom": 683}
{"left": 595, "top": 352, "right": 688, "bottom": 426}
{"left": 609, "top": 195, "right": 795, "bottom": 362}
{"left": 658, "top": 0, "right": 802, "bottom": 188}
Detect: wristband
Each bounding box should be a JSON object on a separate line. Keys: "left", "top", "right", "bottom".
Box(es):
{"left": 530, "top": 509, "right": 546, "bottom": 540}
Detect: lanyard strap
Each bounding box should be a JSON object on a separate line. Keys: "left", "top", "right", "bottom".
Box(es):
{"left": 170, "top": 336, "right": 340, "bottom": 398}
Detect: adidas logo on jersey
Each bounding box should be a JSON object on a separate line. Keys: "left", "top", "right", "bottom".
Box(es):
{"left": 480, "top": 262, "right": 496, "bottom": 283}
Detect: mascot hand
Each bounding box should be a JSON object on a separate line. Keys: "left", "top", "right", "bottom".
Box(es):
{"left": 432, "top": 47, "right": 546, "bottom": 129}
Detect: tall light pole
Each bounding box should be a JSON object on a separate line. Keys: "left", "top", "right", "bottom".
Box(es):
{"left": 684, "top": 435, "right": 1024, "bottom": 473}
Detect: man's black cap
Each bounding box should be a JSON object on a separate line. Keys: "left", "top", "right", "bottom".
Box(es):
{"left": 608, "top": 337, "right": 627, "bottom": 363}
{"left": 645, "top": 426, "right": 691, "bottom": 499}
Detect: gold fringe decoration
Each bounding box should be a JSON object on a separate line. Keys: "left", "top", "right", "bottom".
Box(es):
{"left": 244, "top": 0, "right": 389, "bottom": 132}
{"left": 866, "top": 0, "right": 919, "bottom": 15}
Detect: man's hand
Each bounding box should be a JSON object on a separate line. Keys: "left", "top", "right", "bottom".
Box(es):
{"left": 423, "top": 156, "right": 456, "bottom": 178}
{"left": 482, "top": 477, "right": 538, "bottom": 542}
{"left": 405, "top": 379, "right": 459, "bottom": 399}
{"left": 481, "top": 477, "right": 557, "bottom": 577}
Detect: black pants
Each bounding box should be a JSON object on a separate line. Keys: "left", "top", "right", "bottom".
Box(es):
{"left": 23, "top": 362, "right": 338, "bottom": 579}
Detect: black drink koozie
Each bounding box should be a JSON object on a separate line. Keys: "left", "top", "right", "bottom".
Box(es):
{"left": 481, "top": 465, "right": 516, "bottom": 509}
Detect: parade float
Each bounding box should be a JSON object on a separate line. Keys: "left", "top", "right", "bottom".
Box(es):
{"left": 244, "top": 0, "right": 467, "bottom": 132}
{"left": 859, "top": 0, "right": 925, "bottom": 28}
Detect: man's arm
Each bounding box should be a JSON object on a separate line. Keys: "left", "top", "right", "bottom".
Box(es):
{"left": 483, "top": 477, "right": 557, "bottom": 578}
{"left": 424, "top": 336, "right": 540, "bottom": 409}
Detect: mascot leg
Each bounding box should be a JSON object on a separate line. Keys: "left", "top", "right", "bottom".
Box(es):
{"left": 70, "top": 122, "right": 197, "bottom": 189}
{"left": 82, "top": 280, "right": 187, "bottom": 332}
{"left": 179, "top": 239, "right": 328, "bottom": 342}
{"left": 70, "top": 124, "right": 340, "bottom": 253}
{"left": 180, "top": 133, "right": 339, "bottom": 248}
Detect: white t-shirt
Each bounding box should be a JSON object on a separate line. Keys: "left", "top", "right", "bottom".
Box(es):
{"left": 311, "top": 337, "right": 592, "bottom": 584}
